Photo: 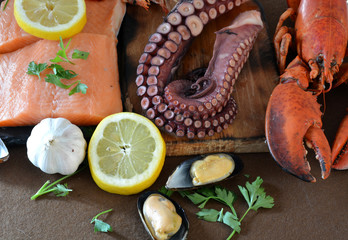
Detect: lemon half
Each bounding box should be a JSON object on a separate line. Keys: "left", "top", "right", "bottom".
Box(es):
{"left": 88, "top": 113, "right": 166, "bottom": 195}
{"left": 14, "top": 0, "right": 87, "bottom": 40}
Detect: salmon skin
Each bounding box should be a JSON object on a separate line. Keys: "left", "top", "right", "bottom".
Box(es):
{"left": 0, "top": 0, "right": 126, "bottom": 53}
{"left": 0, "top": 0, "right": 126, "bottom": 127}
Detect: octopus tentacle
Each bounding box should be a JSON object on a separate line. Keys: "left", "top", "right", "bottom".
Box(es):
{"left": 136, "top": 0, "right": 263, "bottom": 138}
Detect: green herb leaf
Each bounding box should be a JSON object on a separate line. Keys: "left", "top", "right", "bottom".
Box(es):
{"left": 49, "top": 64, "right": 77, "bottom": 79}
{"left": 215, "top": 186, "right": 236, "bottom": 206}
{"left": 53, "top": 183, "right": 72, "bottom": 197}
{"left": 27, "top": 61, "right": 48, "bottom": 80}
{"left": 197, "top": 187, "right": 216, "bottom": 197}
{"left": 91, "top": 209, "right": 113, "bottom": 233}
{"left": 2, "top": 0, "right": 9, "bottom": 11}
{"left": 72, "top": 49, "right": 89, "bottom": 60}
{"left": 178, "top": 176, "right": 274, "bottom": 240}
{"left": 45, "top": 74, "right": 72, "bottom": 89}
{"left": 186, "top": 192, "right": 210, "bottom": 208}
{"left": 158, "top": 186, "right": 174, "bottom": 197}
{"left": 69, "top": 82, "right": 87, "bottom": 95}
{"left": 238, "top": 176, "right": 274, "bottom": 211}
{"left": 50, "top": 37, "right": 74, "bottom": 64}
{"left": 196, "top": 208, "right": 221, "bottom": 222}
{"left": 26, "top": 36, "right": 89, "bottom": 95}
{"left": 30, "top": 165, "right": 86, "bottom": 200}
{"left": 92, "top": 219, "right": 112, "bottom": 233}
{"left": 222, "top": 211, "right": 241, "bottom": 233}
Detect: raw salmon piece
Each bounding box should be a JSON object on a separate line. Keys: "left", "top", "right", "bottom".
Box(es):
{"left": 0, "top": 0, "right": 126, "bottom": 53}
{"left": 0, "top": 33, "right": 122, "bottom": 126}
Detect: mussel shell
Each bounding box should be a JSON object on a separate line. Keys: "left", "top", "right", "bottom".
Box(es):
{"left": 137, "top": 191, "right": 189, "bottom": 240}
{"left": 0, "top": 138, "right": 9, "bottom": 163}
{"left": 166, "top": 153, "right": 243, "bottom": 190}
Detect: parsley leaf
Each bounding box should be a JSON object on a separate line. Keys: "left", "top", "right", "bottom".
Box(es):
{"left": 2, "top": 0, "right": 9, "bottom": 11}
{"left": 50, "top": 37, "right": 74, "bottom": 64}
{"left": 49, "top": 64, "right": 77, "bottom": 79}
{"left": 197, "top": 208, "right": 221, "bottom": 222}
{"left": 26, "top": 36, "right": 89, "bottom": 95}
{"left": 158, "top": 186, "right": 174, "bottom": 197}
{"left": 53, "top": 183, "right": 72, "bottom": 197}
{"left": 69, "top": 82, "right": 88, "bottom": 95}
{"left": 27, "top": 61, "right": 48, "bottom": 81}
{"left": 45, "top": 74, "right": 72, "bottom": 89}
{"left": 91, "top": 209, "right": 113, "bottom": 233}
{"left": 222, "top": 211, "right": 241, "bottom": 233}
{"left": 238, "top": 176, "right": 274, "bottom": 211}
{"left": 31, "top": 165, "right": 86, "bottom": 200}
{"left": 179, "top": 176, "right": 274, "bottom": 240}
{"left": 72, "top": 49, "right": 89, "bottom": 60}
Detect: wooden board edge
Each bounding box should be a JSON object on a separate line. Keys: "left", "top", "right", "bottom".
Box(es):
{"left": 165, "top": 136, "right": 269, "bottom": 156}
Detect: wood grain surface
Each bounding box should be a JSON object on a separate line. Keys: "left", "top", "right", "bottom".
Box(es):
{"left": 118, "top": 1, "right": 279, "bottom": 156}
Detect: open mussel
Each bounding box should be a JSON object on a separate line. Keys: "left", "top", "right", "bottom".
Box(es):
{"left": 137, "top": 191, "right": 189, "bottom": 240}
{"left": 166, "top": 153, "right": 243, "bottom": 190}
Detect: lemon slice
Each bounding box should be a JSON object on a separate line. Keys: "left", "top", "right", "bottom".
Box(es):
{"left": 88, "top": 112, "right": 166, "bottom": 195}
{"left": 14, "top": 0, "right": 87, "bottom": 40}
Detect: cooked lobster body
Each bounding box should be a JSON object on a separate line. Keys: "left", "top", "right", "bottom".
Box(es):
{"left": 266, "top": 0, "right": 348, "bottom": 182}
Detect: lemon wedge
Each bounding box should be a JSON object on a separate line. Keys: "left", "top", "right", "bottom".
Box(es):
{"left": 88, "top": 112, "right": 166, "bottom": 195}
{"left": 14, "top": 0, "right": 87, "bottom": 40}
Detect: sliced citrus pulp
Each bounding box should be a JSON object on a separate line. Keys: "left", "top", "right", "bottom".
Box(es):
{"left": 14, "top": 0, "right": 87, "bottom": 40}
{"left": 88, "top": 112, "right": 166, "bottom": 195}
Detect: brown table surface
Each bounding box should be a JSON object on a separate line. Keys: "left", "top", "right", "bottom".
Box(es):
{"left": 1, "top": 0, "right": 348, "bottom": 239}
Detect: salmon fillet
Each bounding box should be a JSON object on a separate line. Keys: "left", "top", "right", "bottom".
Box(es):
{"left": 0, "top": 33, "right": 123, "bottom": 126}
{"left": 0, "top": 0, "right": 126, "bottom": 53}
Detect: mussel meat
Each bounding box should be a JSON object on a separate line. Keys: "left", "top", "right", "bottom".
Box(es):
{"left": 137, "top": 191, "right": 189, "bottom": 240}
{"left": 166, "top": 153, "right": 243, "bottom": 190}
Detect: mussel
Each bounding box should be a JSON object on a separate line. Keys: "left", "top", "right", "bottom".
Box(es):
{"left": 166, "top": 153, "right": 243, "bottom": 190}
{"left": 0, "top": 138, "right": 9, "bottom": 163}
{"left": 137, "top": 191, "right": 189, "bottom": 240}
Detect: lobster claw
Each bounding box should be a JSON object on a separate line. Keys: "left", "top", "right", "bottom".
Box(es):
{"left": 332, "top": 113, "right": 348, "bottom": 170}
{"left": 265, "top": 82, "right": 332, "bottom": 182}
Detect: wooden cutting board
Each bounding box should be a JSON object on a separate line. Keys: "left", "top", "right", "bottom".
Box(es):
{"left": 118, "top": 1, "right": 279, "bottom": 156}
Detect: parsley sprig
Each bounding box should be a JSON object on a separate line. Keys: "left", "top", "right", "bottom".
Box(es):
{"left": 91, "top": 209, "right": 113, "bottom": 233}
{"left": 31, "top": 165, "right": 86, "bottom": 200}
{"left": 2, "top": 0, "right": 9, "bottom": 11}
{"left": 178, "top": 176, "right": 274, "bottom": 240}
{"left": 27, "top": 37, "right": 89, "bottom": 95}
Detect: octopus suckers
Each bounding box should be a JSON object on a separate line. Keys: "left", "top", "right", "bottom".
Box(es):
{"left": 199, "top": 12, "right": 209, "bottom": 24}
{"left": 186, "top": 15, "right": 204, "bottom": 36}
{"left": 137, "top": 86, "right": 146, "bottom": 96}
{"left": 209, "top": 8, "right": 217, "bottom": 19}
{"left": 225, "top": 74, "right": 231, "bottom": 82}
{"left": 193, "top": 0, "right": 204, "bottom": 10}
{"left": 178, "top": 2, "right": 195, "bottom": 16}
{"left": 218, "top": 4, "right": 226, "bottom": 14}
{"left": 227, "top": 67, "right": 233, "bottom": 75}
{"left": 135, "top": 5, "right": 263, "bottom": 139}
{"left": 167, "top": 12, "right": 182, "bottom": 26}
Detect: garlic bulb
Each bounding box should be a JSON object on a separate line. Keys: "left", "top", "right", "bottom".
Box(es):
{"left": 27, "top": 118, "right": 87, "bottom": 175}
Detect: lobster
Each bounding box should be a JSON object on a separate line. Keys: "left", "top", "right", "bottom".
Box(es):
{"left": 266, "top": 0, "right": 348, "bottom": 182}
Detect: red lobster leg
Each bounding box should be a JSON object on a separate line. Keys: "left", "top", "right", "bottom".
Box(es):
{"left": 265, "top": 65, "right": 332, "bottom": 182}
{"left": 332, "top": 113, "right": 348, "bottom": 170}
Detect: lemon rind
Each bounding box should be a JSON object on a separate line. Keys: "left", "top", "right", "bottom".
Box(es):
{"left": 88, "top": 113, "right": 166, "bottom": 195}
{"left": 14, "top": 0, "right": 87, "bottom": 40}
